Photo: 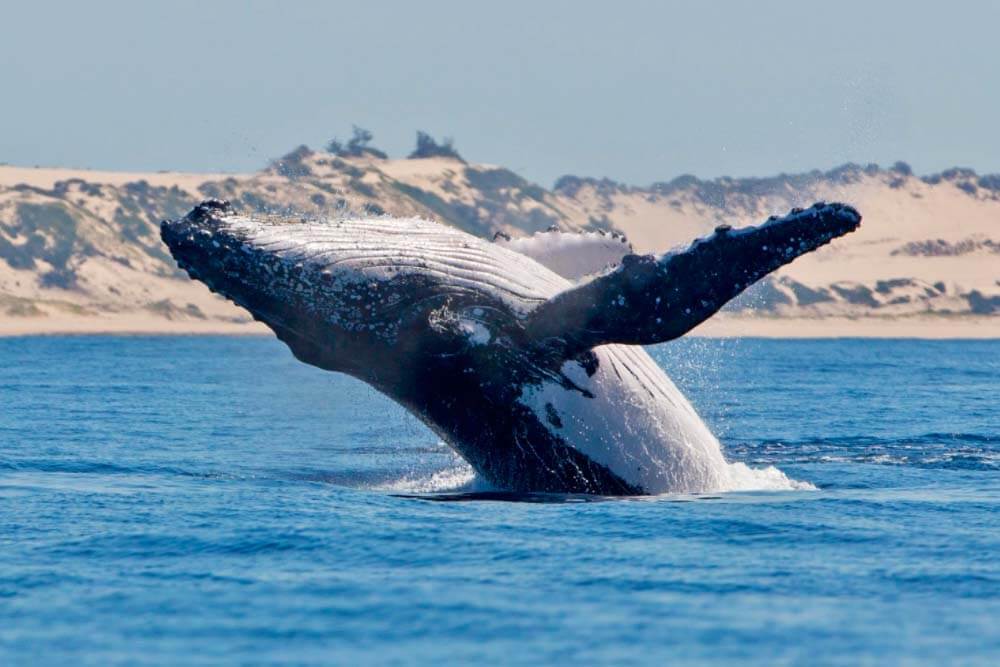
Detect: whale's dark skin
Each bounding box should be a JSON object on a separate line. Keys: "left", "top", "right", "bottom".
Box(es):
{"left": 161, "top": 200, "right": 861, "bottom": 495}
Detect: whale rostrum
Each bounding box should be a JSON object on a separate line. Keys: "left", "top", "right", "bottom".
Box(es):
{"left": 161, "top": 200, "right": 861, "bottom": 495}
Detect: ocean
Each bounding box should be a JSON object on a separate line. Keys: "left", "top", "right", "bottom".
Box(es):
{"left": 1, "top": 336, "right": 997, "bottom": 665}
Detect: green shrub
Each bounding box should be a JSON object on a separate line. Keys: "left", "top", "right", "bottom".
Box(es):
{"left": 327, "top": 126, "right": 388, "bottom": 159}
{"left": 408, "top": 131, "right": 463, "bottom": 161}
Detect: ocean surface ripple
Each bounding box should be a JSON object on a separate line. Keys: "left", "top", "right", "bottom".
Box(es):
{"left": 1, "top": 337, "right": 997, "bottom": 665}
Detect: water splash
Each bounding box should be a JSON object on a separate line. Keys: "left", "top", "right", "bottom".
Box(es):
{"left": 377, "top": 444, "right": 815, "bottom": 496}
{"left": 722, "top": 461, "right": 816, "bottom": 491}
{"left": 376, "top": 444, "right": 485, "bottom": 494}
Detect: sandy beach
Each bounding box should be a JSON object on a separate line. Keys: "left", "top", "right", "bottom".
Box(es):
{"left": 2, "top": 159, "right": 996, "bottom": 342}
{"left": 0, "top": 314, "right": 268, "bottom": 338}
{"left": 691, "top": 314, "right": 1000, "bottom": 339}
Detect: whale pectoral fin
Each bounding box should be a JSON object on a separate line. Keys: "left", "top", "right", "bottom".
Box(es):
{"left": 525, "top": 202, "right": 861, "bottom": 354}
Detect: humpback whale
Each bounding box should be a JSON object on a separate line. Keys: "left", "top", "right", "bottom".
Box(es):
{"left": 161, "top": 200, "right": 860, "bottom": 495}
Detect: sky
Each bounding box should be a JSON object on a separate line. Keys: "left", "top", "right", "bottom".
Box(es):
{"left": 2, "top": 0, "right": 999, "bottom": 186}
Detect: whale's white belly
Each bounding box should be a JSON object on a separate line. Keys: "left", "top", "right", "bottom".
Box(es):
{"left": 516, "top": 343, "right": 730, "bottom": 494}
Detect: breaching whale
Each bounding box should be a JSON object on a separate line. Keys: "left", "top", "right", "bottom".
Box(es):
{"left": 161, "top": 199, "right": 860, "bottom": 495}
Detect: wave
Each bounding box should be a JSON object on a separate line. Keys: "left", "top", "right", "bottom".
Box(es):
{"left": 749, "top": 432, "right": 997, "bottom": 447}
{"left": 725, "top": 433, "right": 999, "bottom": 471}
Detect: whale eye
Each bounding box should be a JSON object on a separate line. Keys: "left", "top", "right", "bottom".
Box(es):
{"left": 458, "top": 318, "right": 492, "bottom": 346}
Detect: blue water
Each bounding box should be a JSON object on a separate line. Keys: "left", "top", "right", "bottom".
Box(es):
{"left": 1, "top": 336, "right": 997, "bottom": 665}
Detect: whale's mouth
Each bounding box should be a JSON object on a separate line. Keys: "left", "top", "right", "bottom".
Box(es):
{"left": 161, "top": 200, "right": 331, "bottom": 360}
{"left": 160, "top": 199, "right": 242, "bottom": 294}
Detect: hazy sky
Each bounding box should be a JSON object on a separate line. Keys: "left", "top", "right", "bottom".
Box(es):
{"left": 3, "top": 0, "right": 998, "bottom": 185}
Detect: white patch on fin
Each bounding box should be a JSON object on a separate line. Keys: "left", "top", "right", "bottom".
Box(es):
{"left": 496, "top": 229, "right": 632, "bottom": 281}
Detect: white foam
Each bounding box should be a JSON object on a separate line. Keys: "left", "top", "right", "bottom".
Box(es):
{"left": 721, "top": 462, "right": 817, "bottom": 492}
{"left": 378, "top": 460, "right": 483, "bottom": 494}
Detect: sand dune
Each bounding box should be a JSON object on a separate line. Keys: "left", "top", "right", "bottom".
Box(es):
{"left": 1, "top": 152, "right": 996, "bottom": 337}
